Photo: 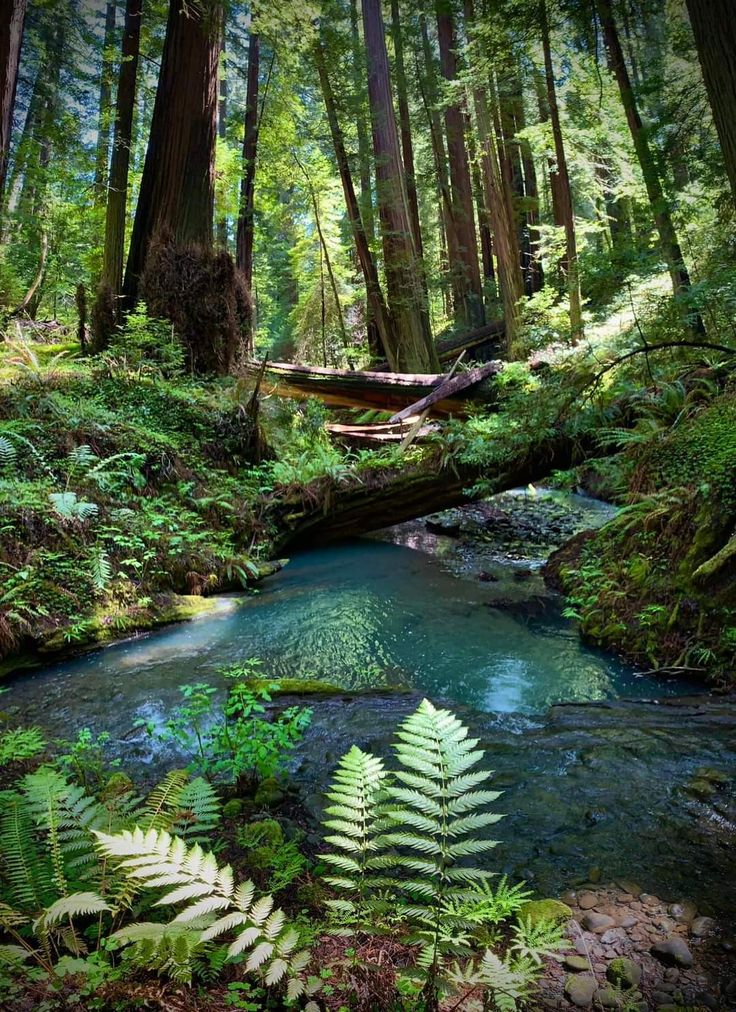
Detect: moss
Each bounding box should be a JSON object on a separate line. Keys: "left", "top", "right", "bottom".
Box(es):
{"left": 518, "top": 898, "right": 572, "bottom": 927}
{"left": 222, "top": 798, "right": 244, "bottom": 819}
{"left": 244, "top": 676, "right": 344, "bottom": 697}
{"left": 237, "top": 818, "right": 284, "bottom": 869}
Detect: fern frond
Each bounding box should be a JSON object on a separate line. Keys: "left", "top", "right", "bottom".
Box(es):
{"left": 34, "top": 891, "right": 110, "bottom": 931}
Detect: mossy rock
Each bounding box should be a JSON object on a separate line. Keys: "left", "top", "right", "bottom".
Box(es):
{"left": 238, "top": 818, "right": 284, "bottom": 869}
{"left": 244, "top": 677, "right": 344, "bottom": 697}
{"left": 100, "top": 772, "right": 134, "bottom": 800}
{"left": 517, "top": 898, "right": 572, "bottom": 927}
{"left": 254, "top": 777, "right": 286, "bottom": 808}
{"left": 222, "top": 798, "right": 244, "bottom": 819}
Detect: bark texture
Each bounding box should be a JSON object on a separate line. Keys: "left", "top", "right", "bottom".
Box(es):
{"left": 686, "top": 0, "right": 736, "bottom": 203}
{"left": 123, "top": 0, "right": 220, "bottom": 306}
{"left": 93, "top": 0, "right": 117, "bottom": 203}
{"left": 0, "top": 0, "right": 26, "bottom": 198}
{"left": 362, "top": 0, "right": 438, "bottom": 372}
{"left": 235, "top": 28, "right": 260, "bottom": 353}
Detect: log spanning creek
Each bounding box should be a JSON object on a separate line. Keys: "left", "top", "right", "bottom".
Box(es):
{"left": 4, "top": 490, "right": 735, "bottom": 915}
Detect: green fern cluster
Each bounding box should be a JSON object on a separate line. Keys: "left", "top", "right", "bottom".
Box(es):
{"left": 93, "top": 827, "right": 314, "bottom": 995}
{"left": 322, "top": 699, "right": 505, "bottom": 1003}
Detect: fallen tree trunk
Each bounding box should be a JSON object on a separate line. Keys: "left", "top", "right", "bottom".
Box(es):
{"left": 272, "top": 431, "right": 584, "bottom": 550}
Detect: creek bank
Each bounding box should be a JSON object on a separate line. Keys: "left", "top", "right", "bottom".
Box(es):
{"left": 0, "top": 559, "right": 285, "bottom": 679}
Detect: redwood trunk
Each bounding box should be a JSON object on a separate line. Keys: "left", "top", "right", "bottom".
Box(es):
{"left": 216, "top": 27, "right": 228, "bottom": 246}
{"left": 541, "top": 0, "right": 583, "bottom": 345}
{"left": 0, "top": 0, "right": 26, "bottom": 198}
{"left": 596, "top": 0, "right": 695, "bottom": 305}
{"left": 362, "top": 0, "right": 438, "bottom": 372}
{"left": 93, "top": 0, "right": 117, "bottom": 204}
{"left": 235, "top": 29, "right": 259, "bottom": 353}
{"left": 122, "top": 0, "right": 220, "bottom": 306}
{"left": 436, "top": 0, "right": 484, "bottom": 329}
{"left": 100, "top": 0, "right": 141, "bottom": 316}
{"left": 315, "top": 42, "right": 396, "bottom": 366}
{"left": 390, "top": 0, "right": 423, "bottom": 259}
{"left": 685, "top": 0, "right": 736, "bottom": 203}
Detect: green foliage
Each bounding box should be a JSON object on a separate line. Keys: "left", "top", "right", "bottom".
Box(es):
{"left": 137, "top": 667, "right": 312, "bottom": 787}
{"left": 94, "top": 826, "right": 310, "bottom": 989}
{"left": 0, "top": 727, "right": 47, "bottom": 766}
{"left": 101, "top": 304, "right": 185, "bottom": 378}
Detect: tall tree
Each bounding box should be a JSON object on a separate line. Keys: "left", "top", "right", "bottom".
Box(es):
{"left": 122, "top": 0, "right": 220, "bottom": 305}
{"left": 235, "top": 25, "right": 260, "bottom": 352}
{"left": 315, "top": 40, "right": 396, "bottom": 364}
{"left": 595, "top": 0, "right": 697, "bottom": 308}
{"left": 216, "top": 26, "right": 228, "bottom": 246}
{"left": 93, "top": 0, "right": 142, "bottom": 344}
{"left": 349, "top": 0, "right": 375, "bottom": 247}
{"left": 389, "top": 0, "right": 422, "bottom": 260}
{"left": 93, "top": 0, "right": 117, "bottom": 204}
{"left": 0, "top": 0, "right": 26, "bottom": 199}
{"left": 362, "top": 0, "right": 438, "bottom": 372}
{"left": 685, "top": 0, "right": 736, "bottom": 203}
{"left": 541, "top": 0, "right": 583, "bottom": 344}
{"left": 436, "top": 0, "right": 484, "bottom": 329}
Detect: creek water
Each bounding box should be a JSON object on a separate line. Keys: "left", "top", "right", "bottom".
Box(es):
{"left": 3, "top": 490, "right": 735, "bottom": 916}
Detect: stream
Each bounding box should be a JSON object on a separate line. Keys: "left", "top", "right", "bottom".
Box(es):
{"left": 3, "top": 490, "right": 735, "bottom": 918}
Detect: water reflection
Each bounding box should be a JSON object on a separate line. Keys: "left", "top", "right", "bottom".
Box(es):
{"left": 5, "top": 539, "right": 697, "bottom": 745}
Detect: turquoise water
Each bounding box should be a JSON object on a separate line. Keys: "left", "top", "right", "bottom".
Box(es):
{"left": 4, "top": 536, "right": 695, "bottom": 745}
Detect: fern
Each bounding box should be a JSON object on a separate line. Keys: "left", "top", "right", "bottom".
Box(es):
{"left": 137, "top": 770, "right": 189, "bottom": 831}
{"left": 0, "top": 794, "right": 54, "bottom": 911}
{"left": 48, "top": 491, "right": 98, "bottom": 521}
{"left": 0, "top": 435, "right": 17, "bottom": 471}
{"left": 89, "top": 547, "right": 112, "bottom": 592}
{"left": 170, "top": 777, "right": 221, "bottom": 841}
{"left": 94, "top": 827, "right": 309, "bottom": 989}
{"left": 510, "top": 915, "right": 568, "bottom": 966}
{"left": 446, "top": 948, "right": 538, "bottom": 1011}
{"left": 0, "top": 726, "right": 46, "bottom": 765}
{"left": 322, "top": 745, "right": 389, "bottom": 929}
{"left": 34, "top": 891, "right": 110, "bottom": 932}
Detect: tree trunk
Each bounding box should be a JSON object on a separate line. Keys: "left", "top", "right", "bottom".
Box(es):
{"left": 349, "top": 0, "right": 375, "bottom": 248}
{"left": 122, "top": 0, "right": 220, "bottom": 306}
{"left": 541, "top": 0, "right": 583, "bottom": 345}
{"left": 533, "top": 65, "right": 566, "bottom": 229}
{"left": 596, "top": 0, "right": 697, "bottom": 308}
{"left": 97, "top": 0, "right": 141, "bottom": 333}
{"left": 362, "top": 0, "right": 438, "bottom": 372}
{"left": 417, "top": 12, "right": 458, "bottom": 317}
{"left": 685, "top": 0, "right": 736, "bottom": 203}
{"left": 93, "top": 0, "right": 117, "bottom": 204}
{"left": 390, "top": 0, "right": 422, "bottom": 260}
{"left": 0, "top": 0, "right": 26, "bottom": 199}
{"left": 235, "top": 31, "right": 259, "bottom": 281}
{"left": 436, "top": 0, "right": 484, "bottom": 329}
{"left": 216, "top": 26, "right": 228, "bottom": 246}
{"left": 463, "top": 0, "right": 522, "bottom": 354}
{"left": 507, "top": 64, "right": 543, "bottom": 293}
{"left": 315, "top": 41, "right": 397, "bottom": 367}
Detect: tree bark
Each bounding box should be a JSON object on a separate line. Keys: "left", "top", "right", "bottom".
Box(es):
{"left": 235, "top": 30, "right": 259, "bottom": 281}
{"left": 0, "top": 0, "right": 26, "bottom": 199}
{"left": 390, "top": 0, "right": 423, "bottom": 260}
{"left": 436, "top": 0, "right": 484, "bottom": 329}
{"left": 349, "top": 0, "right": 375, "bottom": 248}
{"left": 463, "top": 0, "right": 522, "bottom": 354}
{"left": 362, "top": 0, "right": 438, "bottom": 372}
{"left": 93, "top": 0, "right": 117, "bottom": 204}
{"left": 216, "top": 26, "right": 228, "bottom": 246}
{"left": 596, "top": 0, "right": 696, "bottom": 308}
{"left": 685, "top": 0, "right": 736, "bottom": 203}
{"left": 315, "top": 40, "right": 397, "bottom": 367}
{"left": 122, "top": 0, "right": 220, "bottom": 307}
{"left": 98, "top": 0, "right": 141, "bottom": 325}
{"left": 541, "top": 0, "right": 583, "bottom": 345}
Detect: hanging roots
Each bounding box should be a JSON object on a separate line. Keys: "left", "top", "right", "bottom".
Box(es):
{"left": 141, "top": 228, "right": 252, "bottom": 375}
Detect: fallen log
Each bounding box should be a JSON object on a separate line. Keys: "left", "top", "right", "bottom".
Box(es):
{"left": 326, "top": 417, "right": 438, "bottom": 448}
{"left": 272, "top": 432, "right": 585, "bottom": 550}
{"left": 389, "top": 360, "right": 503, "bottom": 423}
{"left": 246, "top": 358, "right": 495, "bottom": 414}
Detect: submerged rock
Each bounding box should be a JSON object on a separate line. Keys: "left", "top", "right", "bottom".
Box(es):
{"left": 651, "top": 936, "right": 693, "bottom": 968}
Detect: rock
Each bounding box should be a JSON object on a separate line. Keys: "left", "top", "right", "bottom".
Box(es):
{"left": 620, "top": 915, "right": 638, "bottom": 928}
{"left": 518, "top": 898, "right": 572, "bottom": 927}
{"left": 477, "top": 570, "right": 499, "bottom": 582}
{"left": 690, "top": 915, "right": 716, "bottom": 937}
{"left": 600, "top": 928, "right": 627, "bottom": 945}
{"left": 222, "top": 798, "right": 244, "bottom": 818}
{"left": 425, "top": 515, "right": 461, "bottom": 537}
{"left": 651, "top": 936, "right": 694, "bottom": 968}
{"left": 607, "top": 957, "right": 642, "bottom": 990}
{"left": 640, "top": 892, "right": 660, "bottom": 907}
{"left": 594, "top": 987, "right": 620, "bottom": 1009}
{"left": 683, "top": 777, "right": 717, "bottom": 800}
{"left": 588, "top": 865, "right": 602, "bottom": 882}
{"left": 695, "top": 992, "right": 719, "bottom": 1009}
{"left": 582, "top": 912, "right": 616, "bottom": 933}
{"left": 560, "top": 890, "right": 578, "bottom": 906}
{"left": 578, "top": 891, "right": 599, "bottom": 910}
{"left": 668, "top": 900, "right": 697, "bottom": 923}
{"left": 253, "top": 777, "right": 285, "bottom": 808}
{"left": 564, "top": 974, "right": 597, "bottom": 1007}
{"left": 563, "top": 955, "right": 590, "bottom": 972}
{"left": 663, "top": 968, "right": 680, "bottom": 983}
{"left": 616, "top": 880, "right": 642, "bottom": 896}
